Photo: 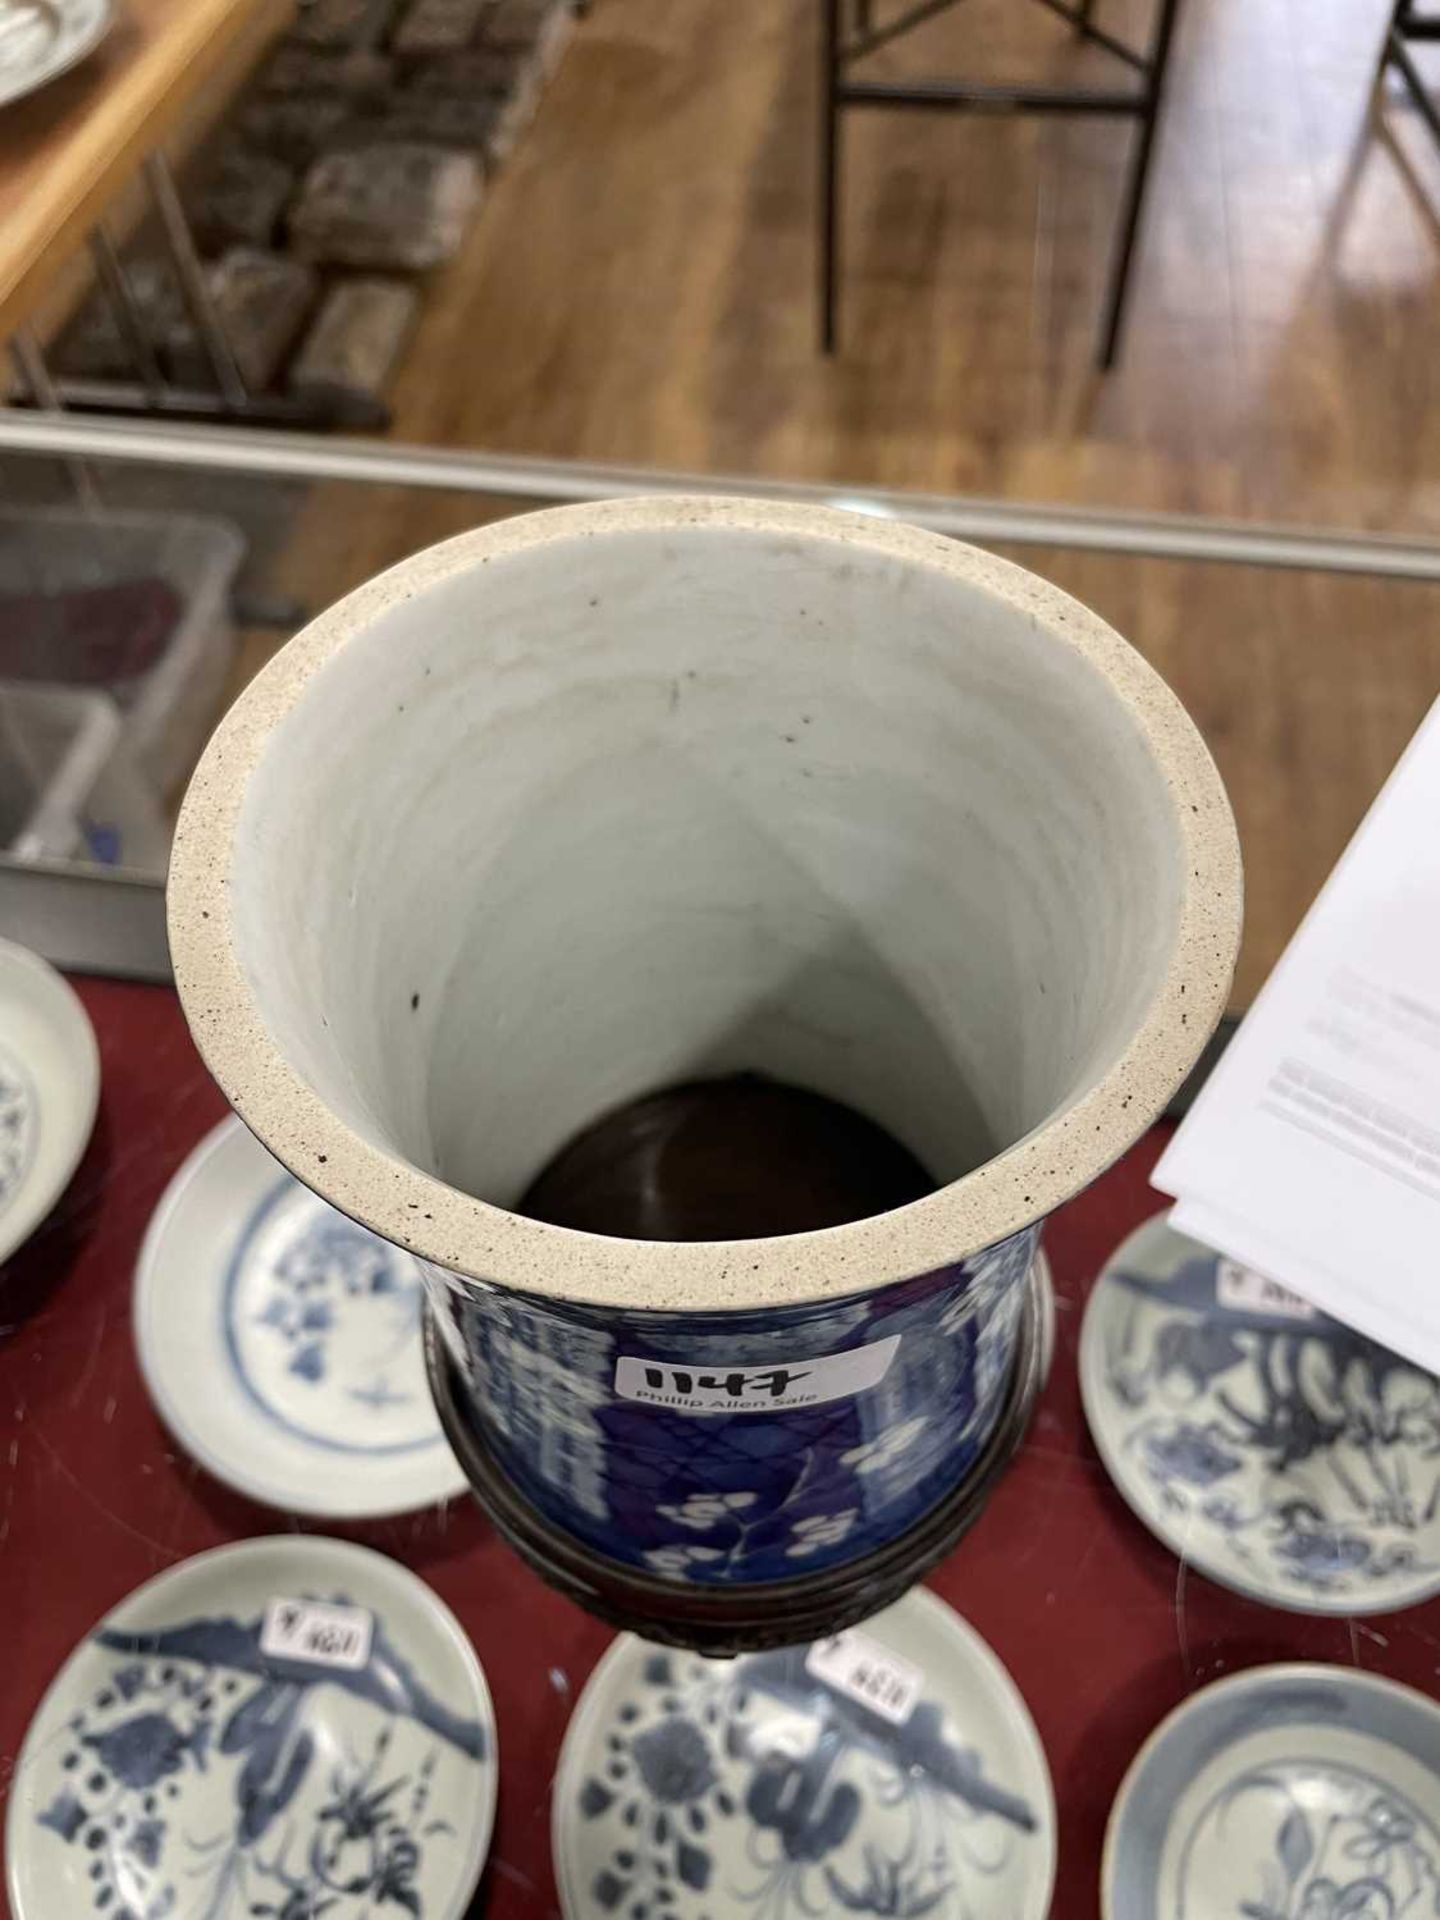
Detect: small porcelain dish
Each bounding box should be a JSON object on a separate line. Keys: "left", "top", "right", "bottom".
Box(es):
{"left": 553, "top": 1584, "right": 1056, "bottom": 1920}
{"left": 7, "top": 1535, "right": 497, "bottom": 1920}
{"left": 1080, "top": 1213, "right": 1440, "bottom": 1613}
{"left": 1103, "top": 1662, "right": 1440, "bottom": 1919}
{"left": 0, "top": 0, "right": 113, "bottom": 109}
{"left": 0, "top": 935, "right": 99, "bottom": 1266}
{"left": 134, "top": 1115, "right": 465, "bottom": 1517}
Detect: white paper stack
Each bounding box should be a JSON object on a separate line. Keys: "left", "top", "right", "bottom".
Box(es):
{"left": 1153, "top": 697, "right": 1440, "bottom": 1372}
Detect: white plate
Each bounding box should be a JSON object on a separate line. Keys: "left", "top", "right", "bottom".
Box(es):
{"left": 0, "top": 0, "right": 112, "bottom": 109}
{"left": 7, "top": 1535, "right": 496, "bottom": 1920}
{"left": 134, "top": 1115, "right": 467, "bottom": 1517}
{"left": 1103, "top": 1663, "right": 1440, "bottom": 1920}
{"left": 1079, "top": 1213, "right": 1440, "bottom": 1613}
{"left": 553, "top": 1586, "right": 1056, "bottom": 1920}
{"left": 0, "top": 936, "right": 98, "bottom": 1266}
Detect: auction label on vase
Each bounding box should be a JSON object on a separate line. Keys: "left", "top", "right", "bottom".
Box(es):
{"left": 806, "top": 1629, "right": 922, "bottom": 1725}
{"left": 261, "top": 1597, "right": 373, "bottom": 1671}
{"left": 613, "top": 1335, "right": 899, "bottom": 1414}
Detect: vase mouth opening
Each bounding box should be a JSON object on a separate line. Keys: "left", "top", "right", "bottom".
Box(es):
{"left": 169, "top": 497, "right": 1240, "bottom": 1312}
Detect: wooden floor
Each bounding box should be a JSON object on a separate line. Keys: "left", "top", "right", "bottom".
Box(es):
{"left": 267, "top": 0, "right": 1440, "bottom": 1004}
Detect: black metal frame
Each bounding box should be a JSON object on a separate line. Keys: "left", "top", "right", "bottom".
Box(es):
{"left": 819, "top": 0, "right": 1183, "bottom": 368}
{"left": 1379, "top": 0, "right": 1440, "bottom": 149}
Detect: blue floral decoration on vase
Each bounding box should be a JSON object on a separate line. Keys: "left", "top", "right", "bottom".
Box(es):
{"left": 429, "top": 1223, "right": 1040, "bottom": 1585}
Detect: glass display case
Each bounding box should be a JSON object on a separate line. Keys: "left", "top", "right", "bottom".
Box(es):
{"left": 2, "top": 411, "right": 1438, "bottom": 1920}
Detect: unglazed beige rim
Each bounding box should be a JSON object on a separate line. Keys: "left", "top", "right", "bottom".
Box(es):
{"left": 168, "top": 497, "right": 1242, "bottom": 1312}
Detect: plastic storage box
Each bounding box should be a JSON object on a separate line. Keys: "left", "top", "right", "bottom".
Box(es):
{"left": 0, "top": 682, "right": 170, "bottom": 870}
{"left": 0, "top": 507, "right": 246, "bottom": 794}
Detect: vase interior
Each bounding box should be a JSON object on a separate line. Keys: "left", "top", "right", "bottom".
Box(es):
{"left": 229, "top": 520, "right": 1186, "bottom": 1240}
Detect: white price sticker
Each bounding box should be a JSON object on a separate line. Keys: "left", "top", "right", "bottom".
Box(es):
{"left": 260, "top": 1598, "right": 373, "bottom": 1672}
{"left": 614, "top": 1337, "right": 899, "bottom": 1416}
{"left": 805, "top": 1630, "right": 922, "bottom": 1726}
{"left": 1216, "top": 1258, "right": 1317, "bottom": 1322}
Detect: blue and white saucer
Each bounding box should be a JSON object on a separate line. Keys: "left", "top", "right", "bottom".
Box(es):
{"left": 1079, "top": 1214, "right": 1440, "bottom": 1614}
{"left": 7, "top": 1535, "right": 496, "bottom": 1920}
{"left": 1103, "top": 1663, "right": 1440, "bottom": 1920}
{"left": 134, "top": 1116, "right": 465, "bottom": 1517}
{"left": 0, "top": 936, "right": 98, "bottom": 1266}
{"left": 552, "top": 1586, "right": 1056, "bottom": 1920}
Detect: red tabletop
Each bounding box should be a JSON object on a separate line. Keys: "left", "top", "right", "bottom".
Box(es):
{"left": 3, "top": 975, "right": 1438, "bottom": 1919}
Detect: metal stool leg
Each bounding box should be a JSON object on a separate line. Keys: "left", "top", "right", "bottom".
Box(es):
{"left": 1098, "top": 0, "right": 1181, "bottom": 368}
{"left": 820, "top": 0, "right": 843, "bottom": 353}
{"left": 1377, "top": 0, "right": 1406, "bottom": 83}
{"left": 1379, "top": 0, "right": 1440, "bottom": 146}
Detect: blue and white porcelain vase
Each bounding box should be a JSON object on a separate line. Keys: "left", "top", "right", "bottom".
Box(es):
{"left": 422, "top": 1222, "right": 1040, "bottom": 1589}
{"left": 167, "top": 498, "right": 1241, "bottom": 1624}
